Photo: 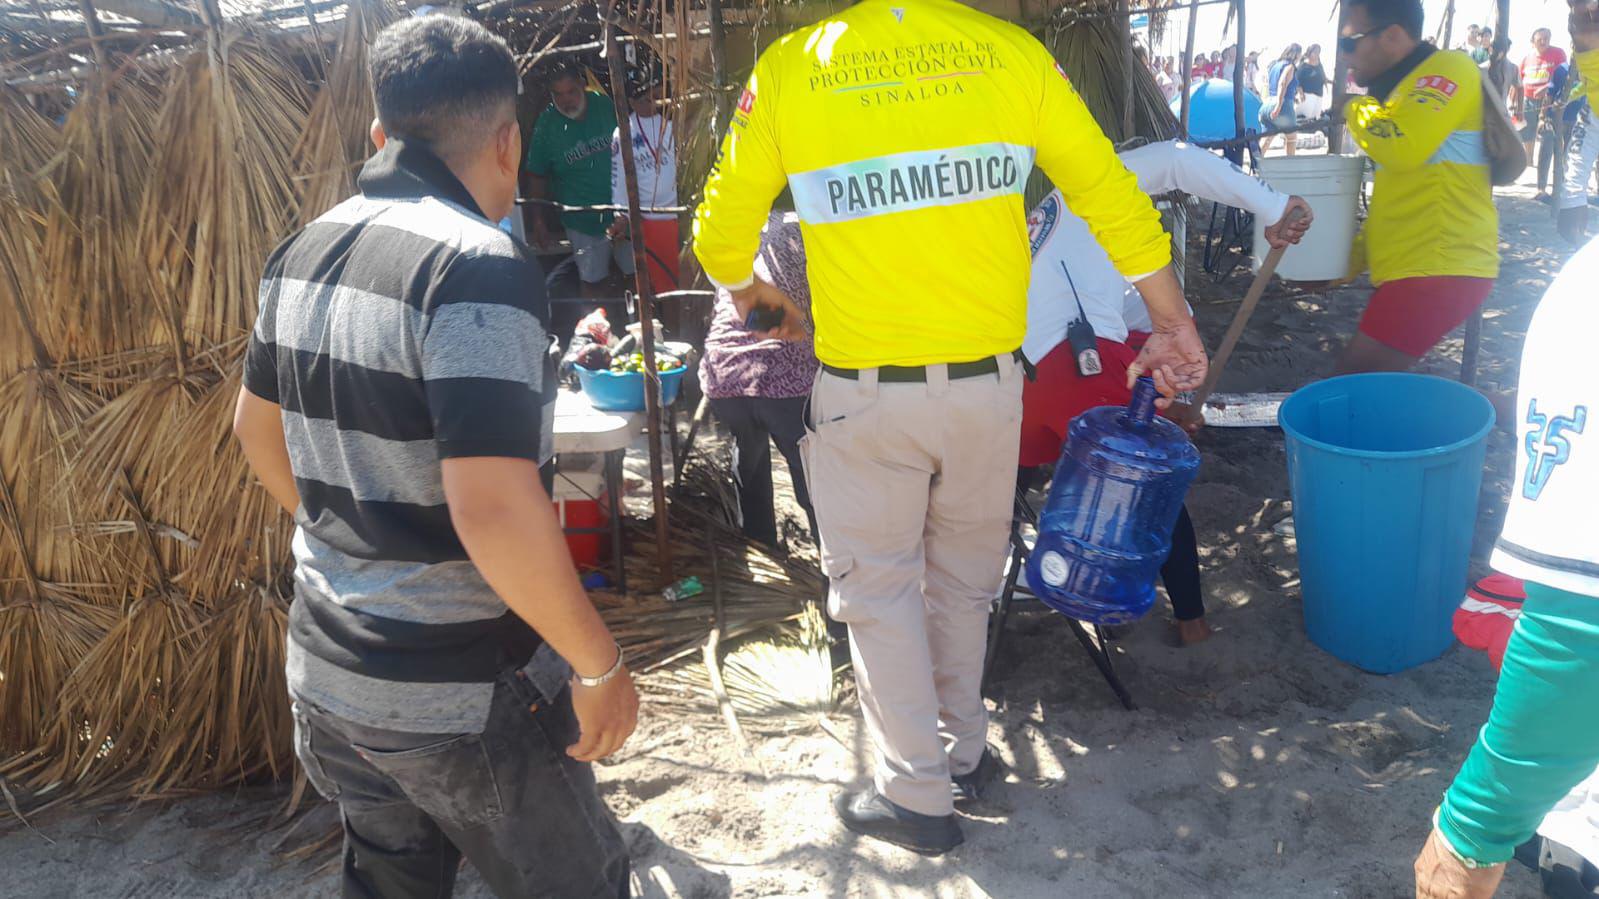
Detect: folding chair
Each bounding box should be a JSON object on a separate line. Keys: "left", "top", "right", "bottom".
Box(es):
{"left": 981, "top": 479, "right": 1137, "bottom": 711}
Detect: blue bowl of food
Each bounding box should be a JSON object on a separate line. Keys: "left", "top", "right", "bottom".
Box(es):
{"left": 575, "top": 355, "right": 686, "bottom": 412}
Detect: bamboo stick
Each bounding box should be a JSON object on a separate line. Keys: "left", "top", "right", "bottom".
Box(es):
{"left": 1231, "top": 0, "right": 1245, "bottom": 140}
{"left": 708, "top": 0, "right": 729, "bottom": 140}
{"left": 76, "top": 0, "right": 109, "bottom": 70}
{"left": 1178, "top": 0, "right": 1199, "bottom": 138}
{"left": 1330, "top": 0, "right": 1351, "bottom": 153}
{"left": 604, "top": 0, "right": 672, "bottom": 581}
{"left": 1119, "top": 0, "right": 1135, "bottom": 140}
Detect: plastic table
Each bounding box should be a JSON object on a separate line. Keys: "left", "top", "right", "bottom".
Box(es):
{"left": 554, "top": 390, "right": 643, "bottom": 592}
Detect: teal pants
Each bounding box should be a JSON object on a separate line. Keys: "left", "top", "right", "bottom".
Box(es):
{"left": 1439, "top": 582, "right": 1599, "bottom": 864}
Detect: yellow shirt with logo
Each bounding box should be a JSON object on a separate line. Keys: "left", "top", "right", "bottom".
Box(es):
{"left": 1345, "top": 49, "right": 1500, "bottom": 286}
{"left": 692, "top": 0, "right": 1170, "bottom": 369}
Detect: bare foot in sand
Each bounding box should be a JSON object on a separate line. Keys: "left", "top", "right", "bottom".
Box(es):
{"left": 1177, "top": 618, "right": 1213, "bottom": 646}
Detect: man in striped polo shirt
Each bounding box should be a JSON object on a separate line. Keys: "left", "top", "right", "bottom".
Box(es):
{"left": 232, "top": 16, "right": 637, "bottom": 898}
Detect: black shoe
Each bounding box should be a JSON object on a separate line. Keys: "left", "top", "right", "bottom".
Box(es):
{"left": 952, "top": 748, "right": 1002, "bottom": 808}
{"left": 834, "top": 787, "right": 963, "bottom": 856}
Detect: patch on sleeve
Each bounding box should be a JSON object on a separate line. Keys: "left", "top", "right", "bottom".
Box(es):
{"left": 1413, "top": 74, "right": 1459, "bottom": 108}
{"left": 732, "top": 85, "right": 756, "bottom": 129}
{"left": 1028, "top": 194, "right": 1060, "bottom": 257}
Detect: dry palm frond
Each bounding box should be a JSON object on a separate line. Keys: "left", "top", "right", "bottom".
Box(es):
{"left": 0, "top": 369, "right": 119, "bottom": 592}
{"left": 0, "top": 88, "right": 58, "bottom": 210}
{"left": 0, "top": 92, "right": 60, "bottom": 377}
{"left": 137, "top": 32, "right": 311, "bottom": 355}
{"left": 39, "top": 69, "right": 164, "bottom": 361}
{"left": 294, "top": 0, "right": 399, "bottom": 221}
{"left": 67, "top": 355, "right": 293, "bottom": 604}
{"left": 2, "top": 590, "right": 209, "bottom": 808}
{"left": 642, "top": 604, "right": 838, "bottom": 725}
{"left": 134, "top": 587, "right": 291, "bottom": 797}
{"left": 595, "top": 500, "right": 820, "bottom": 674}
{"left": 0, "top": 583, "right": 119, "bottom": 758}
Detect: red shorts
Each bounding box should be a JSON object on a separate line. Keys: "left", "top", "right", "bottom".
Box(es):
{"left": 639, "top": 218, "right": 680, "bottom": 295}
{"left": 1357, "top": 276, "right": 1495, "bottom": 358}
{"left": 1020, "top": 338, "right": 1143, "bottom": 468}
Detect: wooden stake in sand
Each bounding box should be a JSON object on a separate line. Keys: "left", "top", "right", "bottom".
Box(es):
{"left": 604, "top": 2, "right": 672, "bottom": 581}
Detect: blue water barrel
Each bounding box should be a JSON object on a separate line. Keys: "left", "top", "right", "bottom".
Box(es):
{"left": 1171, "top": 78, "right": 1264, "bottom": 143}
{"left": 1279, "top": 374, "right": 1495, "bottom": 673}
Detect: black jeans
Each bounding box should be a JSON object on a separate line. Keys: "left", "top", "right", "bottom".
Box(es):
{"left": 1539, "top": 117, "right": 1566, "bottom": 192}
{"left": 292, "top": 671, "right": 629, "bottom": 899}
{"left": 1163, "top": 506, "right": 1205, "bottom": 622}
{"left": 709, "top": 396, "right": 817, "bottom": 547}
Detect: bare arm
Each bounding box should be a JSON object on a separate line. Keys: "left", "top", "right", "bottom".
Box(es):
{"left": 443, "top": 456, "right": 638, "bottom": 761}
{"left": 232, "top": 387, "right": 299, "bottom": 516}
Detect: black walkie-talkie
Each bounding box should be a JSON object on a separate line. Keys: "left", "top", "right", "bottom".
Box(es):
{"left": 1060, "top": 262, "right": 1102, "bottom": 377}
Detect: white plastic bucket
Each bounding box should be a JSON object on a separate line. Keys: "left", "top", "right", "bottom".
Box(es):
{"left": 1251, "top": 154, "right": 1365, "bottom": 282}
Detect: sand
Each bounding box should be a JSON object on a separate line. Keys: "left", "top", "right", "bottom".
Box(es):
{"left": 1, "top": 183, "right": 1584, "bottom": 899}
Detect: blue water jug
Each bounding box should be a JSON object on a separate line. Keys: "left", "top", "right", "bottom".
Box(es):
{"left": 1027, "top": 377, "right": 1202, "bottom": 625}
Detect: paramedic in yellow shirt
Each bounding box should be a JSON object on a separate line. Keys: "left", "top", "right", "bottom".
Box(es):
{"left": 1336, "top": 0, "right": 1500, "bottom": 375}
{"left": 693, "top": 0, "right": 1206, "bottom": 855}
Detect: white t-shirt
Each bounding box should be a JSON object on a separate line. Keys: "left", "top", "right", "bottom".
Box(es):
{"left": 611, "top": 113, "right": 677, "bottom": 221}
{"left": 1023, "top": 140, "right": 1291, "bottom": 364}
{"left": 1491, "top": 237, "right": 1599, "bottom": 598}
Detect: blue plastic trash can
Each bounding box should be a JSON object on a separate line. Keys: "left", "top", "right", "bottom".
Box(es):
{"left": 1279, "top": 374, "right": 1495, "bottom": 674}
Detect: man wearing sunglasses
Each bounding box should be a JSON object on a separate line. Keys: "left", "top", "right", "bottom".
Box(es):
{"left": 1333, "top": 0, "right": 1500, "bottom": 377}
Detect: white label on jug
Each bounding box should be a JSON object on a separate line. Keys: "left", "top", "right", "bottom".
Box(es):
{"left": 1040, "top": 551, "right": 1070, "bottom": 587}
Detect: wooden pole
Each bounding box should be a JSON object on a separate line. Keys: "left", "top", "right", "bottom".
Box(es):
{"left": 1120, "top": 0, "right": 1136, "bottom": 140}
{"left": 605, "top": 1, "right": 673, "bottom": 580}
{"left": 1488, "top": 0, "right": 1511, "bottom": 91}
{"left": 1464, "top": 0, "right": 1510, "bottom": 387}
{"left": 77, "top": 0, "right": 108, "bottom": 69}
{"left": 1231, "top": 0, "right": 1245, "bottom": 140}
{"left": 1178, "top": 0, "right": 1200, "bottom": 138}
{"left": 708, "top": 0, "right": 730, "bottom": 141}
{"left": 1440, "top": 0, "right": 1456, "bottom": 50}
{"left": 1330, "top": 0, "right": 1351, "bottom": 153}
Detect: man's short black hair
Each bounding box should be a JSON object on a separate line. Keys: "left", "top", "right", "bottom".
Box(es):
{"left": 369, "top": 15, "right": 518, "bottom": 163}
{"left": 1347, "top": 0, "right": 1426, "bottom": 40}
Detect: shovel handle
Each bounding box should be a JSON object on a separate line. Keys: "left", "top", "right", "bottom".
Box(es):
{"left": 1184, "top": 206, "right": 1307, "bottom": 424}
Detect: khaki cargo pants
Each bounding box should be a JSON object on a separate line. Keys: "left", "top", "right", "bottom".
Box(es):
{"left": 801, "top": 355, "right": 1022, "bottom": 817}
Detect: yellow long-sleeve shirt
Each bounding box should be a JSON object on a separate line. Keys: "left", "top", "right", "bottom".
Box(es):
{"left": 692, "top": 0, "right": 1171, "bottom": 369}
{"left": 1345, "top": 48, "right": 1500, "bottom": 285}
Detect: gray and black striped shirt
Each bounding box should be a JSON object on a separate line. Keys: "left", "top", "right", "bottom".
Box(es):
{"left": 245, "top": 140, "right": 550, "bottom": 733}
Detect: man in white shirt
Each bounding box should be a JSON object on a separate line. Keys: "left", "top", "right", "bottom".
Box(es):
{"left": 608, "top": 66, "right": 679, "bottom": 297}
{"left": 1020, "top": 139, "right": 1311, "bottom": 644}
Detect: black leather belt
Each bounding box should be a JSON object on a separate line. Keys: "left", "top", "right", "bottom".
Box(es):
{"left": 822, "top": 350, "right": 1023, "bottom": 384}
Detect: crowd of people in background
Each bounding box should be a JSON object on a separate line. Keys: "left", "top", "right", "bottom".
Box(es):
{"left": 1143, "top": 41, "right": 1328, "bottom": 155}
{"left": 1461, "top": 22, "right": 1599, "bottom": 208}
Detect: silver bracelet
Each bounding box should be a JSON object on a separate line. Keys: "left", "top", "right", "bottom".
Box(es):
{"left": 572, "top": 642, "right": 625, "bottom": 688}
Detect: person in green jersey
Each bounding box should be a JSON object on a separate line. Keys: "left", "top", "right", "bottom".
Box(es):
{"left": 525, "top": 65, "right": 634, "bottom": 301}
